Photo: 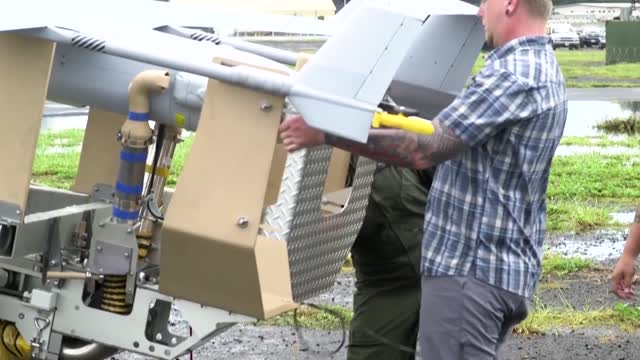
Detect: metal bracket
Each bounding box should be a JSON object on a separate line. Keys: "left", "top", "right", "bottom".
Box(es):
{"left": 52, "top": 281, "right": 254, "bottom": 359}
{"left": 88, "top": 222, "right": 136, "bottom": 276}
{"left": 0, "top": 200, "right": 22, "bottom": 225}
{"left": 90, "top": 240, "right": 132, "bottom": 275}
{"left": 89, "top": 184, "right": 115, "bottom": 204}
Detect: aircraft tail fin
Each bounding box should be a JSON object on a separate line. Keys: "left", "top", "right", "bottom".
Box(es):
{"left": 289, "top": 4, "right": 425, "bottom": 143}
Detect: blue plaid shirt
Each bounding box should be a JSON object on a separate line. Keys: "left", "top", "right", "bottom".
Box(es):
{"left": 421, "top": 36, "right": 567, "bottom": 299}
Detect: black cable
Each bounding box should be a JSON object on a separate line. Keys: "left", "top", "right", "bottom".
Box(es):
{"left": 146, "top": 198, "right": 165, "bottom": 221}
{"left": 293, "top": 300, "right": 421, "bottom": 357}
{"left": 293, "top": 302, "right": 347, "bottom": 356}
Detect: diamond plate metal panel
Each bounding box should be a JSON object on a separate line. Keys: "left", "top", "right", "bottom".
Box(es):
{"left": 262, "top": 146, "right": 375, "bottom": 302}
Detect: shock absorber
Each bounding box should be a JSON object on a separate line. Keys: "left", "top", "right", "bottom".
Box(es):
{"left": 99, "top": 70, "right": 170, "bottom": 315}
{"left": 99, "top": 276, "right": 129, "bottom": 314}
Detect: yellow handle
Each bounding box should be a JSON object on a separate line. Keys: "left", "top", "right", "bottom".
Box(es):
{"left": 372, "top": 112, "right": 435, "bottom": 135}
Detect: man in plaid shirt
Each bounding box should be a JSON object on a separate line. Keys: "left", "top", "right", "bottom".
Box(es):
{"left": 280, "top": 0, "right": 567, "bottom": 357}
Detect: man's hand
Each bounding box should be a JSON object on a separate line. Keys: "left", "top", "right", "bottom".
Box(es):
{"left": 611, "top": 255, "right": 636, "bottom": 300}
{"left": 279, "top": 115, "right": 326, "bottom": 152}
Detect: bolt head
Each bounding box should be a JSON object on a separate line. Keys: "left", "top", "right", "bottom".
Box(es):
{"left": 236, "top": 217, "right": 249, "bottom": 228}
{"left": 260, "top": 102, "right": 273, "bottom": 112}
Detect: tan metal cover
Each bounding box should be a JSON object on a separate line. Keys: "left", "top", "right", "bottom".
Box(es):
{"left": 0, "top": 33, "right": 55, "bottom": 215}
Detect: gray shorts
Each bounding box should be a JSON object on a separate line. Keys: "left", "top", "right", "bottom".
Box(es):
{"left": 419, "top": 275, "right": 529, "bottom": 360}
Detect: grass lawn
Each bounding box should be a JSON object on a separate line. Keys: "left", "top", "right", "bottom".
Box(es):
{"left": 33, "top": 129, "right": 640, "bottom": 234}
{"left": 472, "top": 49, "right": 640, "bottom": 88}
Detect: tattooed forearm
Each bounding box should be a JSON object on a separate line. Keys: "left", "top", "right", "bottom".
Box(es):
{"left": 325, "top": 120, "right": 466, "bottom": 169}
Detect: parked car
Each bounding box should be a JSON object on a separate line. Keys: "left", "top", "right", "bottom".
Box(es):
{"left": 579, "top": 27, "right": 606, "bottom": 49}
{"left": 548, "top": 24, "right": 580, "bottom": 50}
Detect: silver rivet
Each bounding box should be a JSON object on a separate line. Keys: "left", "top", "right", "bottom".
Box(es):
{"left": 124, "top": 252, "right": 129, "bottom": 258}
{"left": 155, "top": 333, "right": 163, "bottom": 341}
{"left": 171, "top": 337, "right": 178, "bottom": 345}
{"left": 96, "top": 246, "right": 103, "bottom": 252}
{"left": 236, "top": 217, "right": 249, "bottom": 228}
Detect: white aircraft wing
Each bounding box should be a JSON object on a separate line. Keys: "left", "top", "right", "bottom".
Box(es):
{"left": 0, "top": 0, "right": 484, "bottom": 143}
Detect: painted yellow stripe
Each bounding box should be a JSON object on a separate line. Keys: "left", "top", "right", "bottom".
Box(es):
{"left": 176, "top": 113, "right": 186, "bottom": 128}
{"left": 145, "top": 165, "right": 171, "bottom": 178}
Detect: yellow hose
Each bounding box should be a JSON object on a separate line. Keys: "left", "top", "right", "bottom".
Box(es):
{"left": 0, "top": 321, "right": 30, "bottom": 360}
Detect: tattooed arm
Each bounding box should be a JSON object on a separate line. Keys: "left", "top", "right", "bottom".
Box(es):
{"left": 279, "top": 115, "right": 466, "bottom": 170}
{"left": 611, "top": 207, "right": 640, "bottom": 299}
{"left": 325, "top": 119, "right": 464, "bottom": 169}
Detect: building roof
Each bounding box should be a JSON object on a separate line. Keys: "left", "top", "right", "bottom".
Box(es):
{"left": 555, "top": 2, "right": 632, "bottom": 8}
{"left": 173, "top": 0, "right": 336, "bottom": 12}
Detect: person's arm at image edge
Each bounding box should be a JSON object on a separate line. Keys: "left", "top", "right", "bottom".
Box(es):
{"left": 611, "top": 208, "right": 640, "bottom": 299}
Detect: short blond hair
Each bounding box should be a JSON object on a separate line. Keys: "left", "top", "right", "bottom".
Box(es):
{"left": 523, "top": 0, "right": 553, "bottom": 19}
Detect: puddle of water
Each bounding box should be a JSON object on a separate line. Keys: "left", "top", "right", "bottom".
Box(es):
{"left": 40, "top": 100, "right": 638, "bottom": 134}
{"left": 549, "top": 238, "right": 626, "bottom": 261}
{"left": 610, "top": 211, "right": 635, "bottom": 224}
{"left": 563, "top": 101, "right": 638, "bottom": 137}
